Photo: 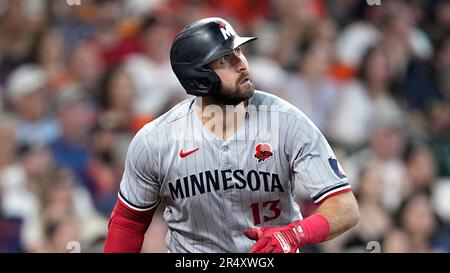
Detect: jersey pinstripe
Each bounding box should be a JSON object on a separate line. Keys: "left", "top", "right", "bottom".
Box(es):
{"left": 118, "top": 90, "right": 352, "bottom": 253}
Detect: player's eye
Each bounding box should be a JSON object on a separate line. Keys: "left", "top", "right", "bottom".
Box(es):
{"left": 234, "top": 47, "right": 241, "bottom": 56}
{"left": 215, "top": 47, "right": 242, "bottom": 67}
{"left": 218, "top": 53, "right": 232, "bottom": 65}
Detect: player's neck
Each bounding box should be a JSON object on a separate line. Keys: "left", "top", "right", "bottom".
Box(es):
{"left": 195, "top": 98, "right": 248, "bottom": 141}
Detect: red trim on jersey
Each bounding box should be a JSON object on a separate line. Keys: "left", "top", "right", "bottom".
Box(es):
{"left": 315, "top": 187, "right": 353, "bottom": 205}
{"left": 103, "top": 198, "right": 158, "bottom": 253}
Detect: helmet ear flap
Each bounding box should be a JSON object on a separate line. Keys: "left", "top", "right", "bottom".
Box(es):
{"left": 174, "top": 64, "right": 221, "bottom": 96}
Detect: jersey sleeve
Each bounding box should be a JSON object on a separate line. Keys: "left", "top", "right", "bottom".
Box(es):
{"left": 289, "top": 114, "right": 352, "bottom": 204}
{"left": 118, "top": 128, "right": 161, "bottom": 211}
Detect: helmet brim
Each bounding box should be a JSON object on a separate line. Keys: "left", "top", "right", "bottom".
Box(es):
{"left": 233, "top": 36, "right": 257, "bottom": 49}
{"left": 200, "top": 36, "right": 257, "bottom": 66}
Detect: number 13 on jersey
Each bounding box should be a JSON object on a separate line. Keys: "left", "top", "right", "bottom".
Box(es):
{"left": 249, "top": 199, "right": 281, "bottom": 225}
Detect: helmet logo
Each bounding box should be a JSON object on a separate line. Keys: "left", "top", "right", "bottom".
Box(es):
{"left": 219, "top": 23, "right": 233, "bottom": 41}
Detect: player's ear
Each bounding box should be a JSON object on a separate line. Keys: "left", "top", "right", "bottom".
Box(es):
{"left": 205, "top": 60, "right": 217, "bottom": 71}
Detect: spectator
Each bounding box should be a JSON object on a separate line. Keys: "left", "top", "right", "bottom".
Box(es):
{"left": 86, "top": 121, "right": 131, "bottom": 216}
{"left": 6, "top": 64, "right": 60, "bottom": 146}
{"left": 351, "top": 164, "right": 392, "bottom": 244}
{"left": 323, "top": 164, "right": 392, "bottom": 252}
{"left": 0, "top": 116, "right": 22, "bottom": 252}
{"left": 425, "top": 0, "right": 450, "bottom": 48}
{"left": 344, "top": 118, "right": 409, "bottom": 212}
{"left": 427, "top": 102, "right": 450, "bottom": 177}
{"left": 431, "top": 178, "right": 450, "bottom": 252}
{"left": 328, "top": 46, "right": 404, "bottom": 149}
{"left": 41, "top": 215, "right": 80, "bottom": 253}
{"left": 18, "top": 166, "right": 107, "bottom": 252}
{"left": 433, "top": 36, "right": 450, "bottom": 100}
{"left": 28, "top": 27, "right": 72, "bottom": 94}
{"left": 284, "top": 39, "right": 338, "bottom": 132}
{"left": 395, "top": 192, "right": 440, "bottom": 252}
{"left": 123, "top": 15, "right": 186, "bottom": 119}
{"left": 0, "top": 116, "right": 17, "bottom": 171}
{"left": 401, "top": 33, "right": 448, "bottom": 112}
{"left": 382, "top": 229, "right": 413, "bottom": 253}
{"left": 1, "top": 145, "right": 53, "bottom": 252}
{"left": 50, "top": 84, "right": 96, "bottom": 195}
{"left": 68, "top": 41, "right": 104, "bottom": 96}
{"left": 380, "top": 1, "right": 433, "bottom": 79}
{"left": 97, "top": 65, "right": 136, "bottom": 131}
{"left": 0, "top": 1, "right": 37, "bottom": 82}
{"left": 36, "top": 167, "right": 106, "bottom": 253}
{"left": 403, "top": 143, "right": 438, "bottom": 194}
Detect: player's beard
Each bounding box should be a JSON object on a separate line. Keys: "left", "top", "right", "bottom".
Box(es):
{"left": 212, "top": 72, "right": 255, "bottom": 106}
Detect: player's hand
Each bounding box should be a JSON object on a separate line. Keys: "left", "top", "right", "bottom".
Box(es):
{"left": 243, "top": 221, "right": 305, "bottom": 253}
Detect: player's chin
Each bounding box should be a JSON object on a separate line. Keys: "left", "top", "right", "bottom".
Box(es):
{"left": 236, "top": 81, "right": 255, "bottom": 99}
{"left": 216, "top": 83, "right": 254, "bottom": 106}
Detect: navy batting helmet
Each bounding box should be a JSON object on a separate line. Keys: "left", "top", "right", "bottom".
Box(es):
{"left": 170, "top": 17, "right": 257, "bottom": 96}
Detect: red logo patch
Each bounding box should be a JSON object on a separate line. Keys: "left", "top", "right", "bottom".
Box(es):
{"left": 254, "top": 143, "right": 273, "bottom": 163}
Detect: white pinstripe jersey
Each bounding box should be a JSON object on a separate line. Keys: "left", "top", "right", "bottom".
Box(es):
{"left": 118, "top": 90, "right": 352, "bottom": 253}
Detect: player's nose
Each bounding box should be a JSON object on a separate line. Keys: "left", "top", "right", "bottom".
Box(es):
{"left": 234, "top": 54, "right": 247, "bottom": 73}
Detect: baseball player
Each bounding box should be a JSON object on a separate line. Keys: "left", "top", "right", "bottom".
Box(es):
{"left": 104, "top": 17, "right": 359, "bottom": 253}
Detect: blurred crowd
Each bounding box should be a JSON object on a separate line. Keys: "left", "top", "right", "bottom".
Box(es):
{"left": 0, "top": 0, "right": 448, "bottom": 253}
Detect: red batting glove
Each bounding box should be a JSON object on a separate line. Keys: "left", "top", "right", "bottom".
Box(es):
{"left": 244, "top": 220, "right": 305, "bottom": 253}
